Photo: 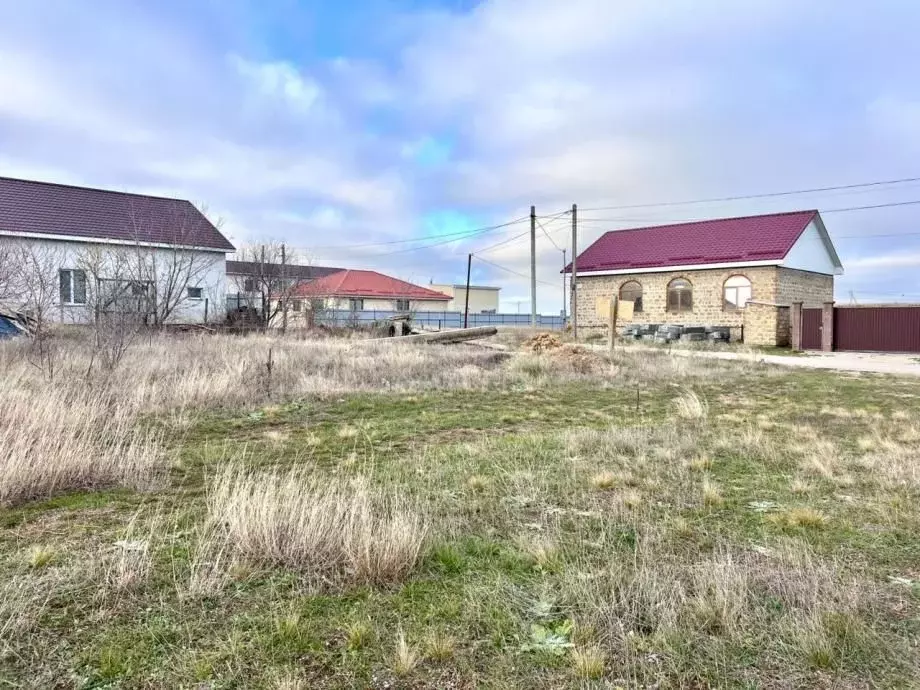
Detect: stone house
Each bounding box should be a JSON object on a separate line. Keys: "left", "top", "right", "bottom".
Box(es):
{"left": 567, "top": 210, "right": 843, "bottom": 346}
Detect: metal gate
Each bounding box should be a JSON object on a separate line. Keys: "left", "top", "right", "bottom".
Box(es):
{"left": 835, "top": 306, "right": 920, "bottom": 353}
{"left": 801, "top": 308, "right": 823, "bottom": 350}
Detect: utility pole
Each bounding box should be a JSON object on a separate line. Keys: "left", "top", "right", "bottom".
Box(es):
{"left": 562, "top": 248, "right": 567, "bottom": 321}
{"left": 571, "top": 203, "right": 578, "bottom": 340}
{"left": 530, "top": 205, "right": 537, "bottom": 328}
{"left": 281, "top": 243, "right": 288, "bottom": 334}
{"left": 463, "top": 253, "right": 472, "bottom": 329}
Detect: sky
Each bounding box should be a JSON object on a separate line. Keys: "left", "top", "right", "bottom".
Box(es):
{"left": 1, "top": 0, "right": 919, "bottom": 312}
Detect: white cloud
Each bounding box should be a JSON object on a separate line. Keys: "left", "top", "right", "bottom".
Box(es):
{"left": 231, "top": 55, "right": 322, "bottom": 111}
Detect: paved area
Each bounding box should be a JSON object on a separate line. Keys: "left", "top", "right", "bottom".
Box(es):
{"left": 626, "top": 346, "right": 920, "bottom": 377}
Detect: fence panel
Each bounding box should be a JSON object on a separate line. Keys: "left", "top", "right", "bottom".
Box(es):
{"left": 835, "top": 306, "right": 920, "bottom": 353}
{"left": 311, "top": 309, "right": 564, "bottom": 330}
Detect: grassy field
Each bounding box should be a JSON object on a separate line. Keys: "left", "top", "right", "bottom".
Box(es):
{"left": 1, "top": 331, "right": 919, "bottom": 688}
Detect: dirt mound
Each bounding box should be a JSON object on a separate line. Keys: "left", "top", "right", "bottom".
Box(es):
{"left": 523, "top": 332, "right": 563, "bottom": 352}
{"left": 553, "top": 344, "right": 606, "bottom": 373}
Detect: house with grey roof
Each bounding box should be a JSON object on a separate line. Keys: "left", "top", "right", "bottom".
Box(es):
{"left": 0, "top": 176, "right": 235, "bottom": 325}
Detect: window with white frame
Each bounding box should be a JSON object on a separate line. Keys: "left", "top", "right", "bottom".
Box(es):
{"left": 187, "top": 286, "right": 203, "bottom": 300}
{"left": 723, "top": 275, "right": 752, "bottom": 310}
{"left": 349, "top": 298, "right": 364, "bottom": 311}
{"left": 59, "top": 269, "right": 87, "bottom": 305}
{"left": 291, "top": 299, "right": 302, "bottom": 312}
{"left": 395, "top": 299, "right": 410, "bottom": 311}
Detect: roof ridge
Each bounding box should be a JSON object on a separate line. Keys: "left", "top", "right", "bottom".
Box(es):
{"left": 600, "top": 209, "right": 818, "bottom": 237}
{"left": 0, "top": 175, "right": 194, "bottom": 204}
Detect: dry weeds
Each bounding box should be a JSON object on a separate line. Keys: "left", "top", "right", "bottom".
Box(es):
{"left": 206, "top": 465, "right": 429, "bottom": 588}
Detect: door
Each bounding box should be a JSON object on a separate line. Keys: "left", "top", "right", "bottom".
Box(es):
{"left": 801, "top": 308, "right": 823, "bottom": 350}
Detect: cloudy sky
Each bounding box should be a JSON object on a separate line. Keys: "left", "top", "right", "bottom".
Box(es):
{"left": 1, "top": 0, "right": 919, "bottom": 311}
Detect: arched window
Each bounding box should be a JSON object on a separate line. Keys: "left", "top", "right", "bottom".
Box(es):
{"left": 723, "top": 275, "right": 752, "bottom": 310}
{"left": 619, "top": 281, "right": 643, "bottom": 312}
{"left": 667, "top": 278, "right": 693, "bottom": 313}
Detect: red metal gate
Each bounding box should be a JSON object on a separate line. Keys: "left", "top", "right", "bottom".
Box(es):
{"left": 801, "top": 308, "right": 823, "bottom": 350}
{"left": 835, "top": 306, "right": 920, "bottom": 352}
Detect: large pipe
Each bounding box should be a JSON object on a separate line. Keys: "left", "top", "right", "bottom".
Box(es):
{"left": 381, "top": 326, "right": 498, "bottom": 345}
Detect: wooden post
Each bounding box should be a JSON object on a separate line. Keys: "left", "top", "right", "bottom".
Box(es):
{"left": 608, "top": 297, "right": 618, "bottom": 354}
{"left": 281, "top": 243, "right": 288, "bottom": 334}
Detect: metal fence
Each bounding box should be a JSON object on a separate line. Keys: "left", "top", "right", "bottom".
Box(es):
{"left": 314, "top": 309, "right": 566, "bottom": 330}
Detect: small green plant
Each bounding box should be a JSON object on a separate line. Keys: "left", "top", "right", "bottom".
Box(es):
{"left": 424, "top": 630, "right": 456, "bottom": 661}
{"left": 520, "top": 619, "right": 575, "bottom": 656}
{"left": 345, "top": 620, "right": 372, "bottom": 651}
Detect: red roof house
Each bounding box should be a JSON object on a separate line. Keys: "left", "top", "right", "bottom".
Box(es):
{"left": 567, "top": 210, "right": 841, "bottom": 274}
{"left": 566, "top": 210, "right": 843, "bottom": 348}
{"left": 290, "top": 269, "right": 451, "bottom": 305}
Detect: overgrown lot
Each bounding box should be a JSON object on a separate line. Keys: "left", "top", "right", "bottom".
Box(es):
{"left": 1, "top": 332, "right": 919, "bottom": 688}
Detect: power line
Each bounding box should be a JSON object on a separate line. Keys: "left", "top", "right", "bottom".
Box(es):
{"left": 579, "top": 198, "right": 920, "bottom": 225}
{"left": 310, "top": 215, "right": 531, "bottom": 251}
{"left": 474, "top": 210, "right": 570, "bottom": 254}
{"left": 536, "top": 217, "right": 564, "bottom": 252}
{"left": 474, "top": 256, "right": 559, "bottom": 288}
{"left": 578, "top": 176, "right": 920, "bottom": 213}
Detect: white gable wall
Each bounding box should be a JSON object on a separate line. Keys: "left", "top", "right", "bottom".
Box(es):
{"left": 781, "top": 220, "right": 840, "bottom": 275}
{"left": 0, "top": 235, "right": 227, "bottom": 324}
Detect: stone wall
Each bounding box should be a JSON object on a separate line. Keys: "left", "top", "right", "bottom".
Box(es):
{"left": 775, "top": 268, "right": 834, "bottom": 307}
{"left": 575, "top": 265, "right": 833, "bottom": 346}
{"left": 575, "top": 266, "right": 778, "bottom": 331}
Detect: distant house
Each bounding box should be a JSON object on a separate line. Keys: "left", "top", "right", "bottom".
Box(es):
{"left": 566, "top": 210, "right": 843, "bottom": 346}
{"left": 0, "top": 176, "right": 235, "bottom": 324}
{"left": 226, "top": 260, "right": 343, "bottom": 294}
{"left": 428, "top": 283, "right": 500, "bottom": 314}
{"left": 288, "top": 269, "right": 451, "bottom": 313}
{"left": 225, "top": 259, "right": 343, "bottom": 316}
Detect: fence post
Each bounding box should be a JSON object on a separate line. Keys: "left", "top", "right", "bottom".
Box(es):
{"left": 790, "top": 302, "right": 803, "bottom": 351}
{"left": 821, "top": 301, "right": 835, "bottom": 352}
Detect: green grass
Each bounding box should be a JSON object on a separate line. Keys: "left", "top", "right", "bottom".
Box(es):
{"left": 2, "top": 356, "right": 920, "bottom": 688}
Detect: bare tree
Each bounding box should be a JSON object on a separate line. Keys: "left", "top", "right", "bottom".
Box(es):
{"left": 119, "top": 200, "right": 224, "bottom": 327}
{"left": 230, "top": 241, "right": 300, "bottom": 332}
{"left": 76, "top": 245, "right": 147, "bottom": 374}
{"left": 0, "top": 238, "right": 15, "bottom": 306}
{"left": 7, "top": 242, "right": 66, "bottom": 379}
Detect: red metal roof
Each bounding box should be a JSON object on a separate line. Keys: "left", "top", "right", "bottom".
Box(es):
{"left": 0, "top": 176, "right": 235, "bottom": 251}
{"left": 567, "top": 210, "right": 818, "bottom": 272}
{"left": 291, "top": 270, "right": 452, "bottom": 301}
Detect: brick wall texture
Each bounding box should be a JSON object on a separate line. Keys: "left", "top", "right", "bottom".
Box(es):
{"left": 576, "top": 266, "right": 833, "bottom": 346}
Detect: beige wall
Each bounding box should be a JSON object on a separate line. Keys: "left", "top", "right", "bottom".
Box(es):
{"left": 428, "top": 285, "right": 499, "bottom": 313}
{"left": 775, "top": 268, "right": 834, "bottom": 308}
{"left": 576, "top": 266, "right": 834, "bottom": 346}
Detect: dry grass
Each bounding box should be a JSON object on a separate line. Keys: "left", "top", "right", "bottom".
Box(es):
{"left": 674, "top": 389, "right": 709, "bottom": 420}
{"left": 392, "top": 630, "right": 420, "bottom": 676}
{"left": 206, "top": 465, "right": 429, "bottom": 588}
{"left": 423, "top": 630, "right": 456, "bottom": 661}
{"left": 571, "top": 645, "right": 606, "bottom": 679}
{"left": 0, "top": 374, "right": 163, "bottom": 507}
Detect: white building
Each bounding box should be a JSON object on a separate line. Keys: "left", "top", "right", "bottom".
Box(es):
{"left": 428, "top": 283, "right": 500, "bottom": 313}
{"left": 0, "top": 176, "right": 234, "bottom": 325}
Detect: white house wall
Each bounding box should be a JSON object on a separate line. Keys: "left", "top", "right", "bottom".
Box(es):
{"left": 428, "top": 285, "right": 500, "bottom": 313}
{"left": 0, "top": 236, "right": 226, "bottom": 324}
{"left": 781, "top": 220, "right": 839, "bottom": 276}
